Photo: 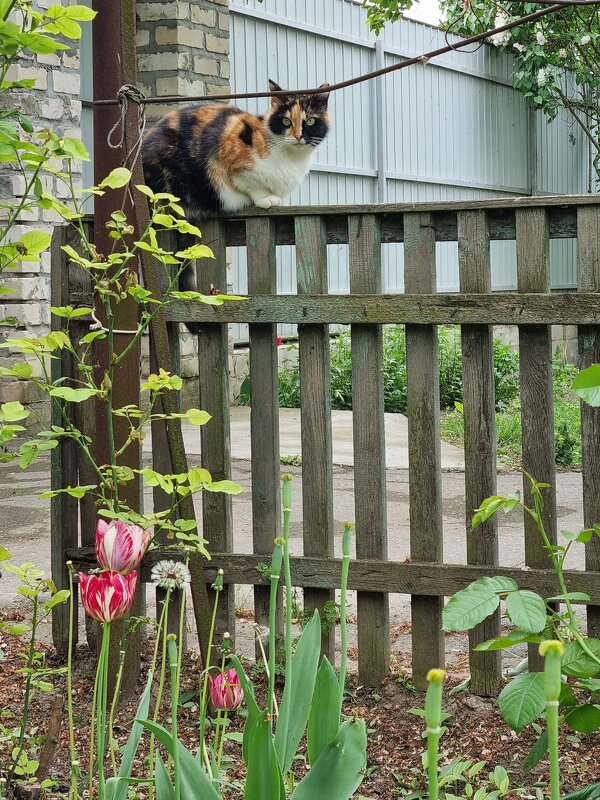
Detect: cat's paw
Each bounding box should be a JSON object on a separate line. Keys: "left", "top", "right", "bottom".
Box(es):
{"left": 254, "top": 195, "right": 283, "bottom": 209}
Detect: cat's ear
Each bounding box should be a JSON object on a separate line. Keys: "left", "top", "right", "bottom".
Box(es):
{"left": 310, "top": 82, "right": 330, "bottom": 110}
{"left": 268, "top": 79, "right": 288, "bottom": 106}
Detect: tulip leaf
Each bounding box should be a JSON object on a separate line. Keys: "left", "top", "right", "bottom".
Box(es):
{"left": 291, "top": 718, "right": 367, "bottom": 800}
{"left": 307, "top": 656, "right": 341, "bottom": 765}
{"left": 106, "top": 670, "right": 154, "bottom": 800}
{"left": 244, "top": 709, "right": 284, "bottom": 800}
{"left": 154, "top": 756, "right": 175, "bottom": 800}
{"left": 274, "top": 611, "right": 322, "bottom": 774}
{"left": 230, "top": 654, "right": 261, "bottom": 766}
{"left": 136, "top": 719, "right": 219, "bottom": 799}
{"left": 561, "top": 781, "right": 600, "bottom": 800}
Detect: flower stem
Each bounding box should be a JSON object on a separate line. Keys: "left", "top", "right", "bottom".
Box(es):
{"left": 268, "top": 540, "right": 284, "bottom": 720}
{"left": 96, "top": 623, "right": 111, "bottom": 799}
{"left": 9, "top": 594, "right": 40, "bottom": 779}
{"left": 199, "top": 575, "right": 222, "bottom": 762}
{"left": 280, "top": 475, "right": 293, "bottom": 746}
{"left": 540, "top": 641, "right": 564, "bottom": 800}
{"left": 108, "top": 649, "right": 126, "bottom": 777}
{"left": 168, "top": 637, "right": 181, "bottom": 800}
{"left": 66, "top": 564, "right": 78, "bottom": 799}
{"left": 425, "top": 669, "right": 445, "bottom": 800}
{"left": 339, "top": 523, "right": 353, "bottom": 709}
{"left": 148, "top": 588, "right": 171, "bottom": 791}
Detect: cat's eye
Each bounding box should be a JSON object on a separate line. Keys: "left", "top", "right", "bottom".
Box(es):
{"left": 305, "top": 117, "right": 316, "bottom": 126}
{"left": 281, "top": 117, "right": 292, "bottom": 127}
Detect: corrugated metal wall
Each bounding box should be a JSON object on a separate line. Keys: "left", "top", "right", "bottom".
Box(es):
{"left": 229, "top": 0, "right": 589, "bottom": 340}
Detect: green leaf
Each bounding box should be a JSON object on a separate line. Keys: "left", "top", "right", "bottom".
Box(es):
{"left": 442, "top": 578, "right": 502, "bottom": 631}
{"left": 49, "top": 387, "right": 97, "bottom": 403}
{"left": 523, "top": 729, "right": 547, "bottom": 773}
{"left": 204, "top": 480, "right": 244, "bottom": 495}
{"left": 99, "top": 167, "right": 132, "bottom": 189}
{"left": 562, "top": 639, "right": 600, "bottom": 678}
{"left": 106, "top": 671, "right": 153, "bottom": 800}
{"left": 62, "top": 137, "right": 89, "bottom": 161}
{"left": 564, "top": 704, "right": 600, "bottom": 734}
{"left": 229, "top": 655, "right": 261, "bottom": 766}
{"left": 64, "top": 4, "right": 97, "bottom": 20}
{"left": 561, "top": 783, "right": 600, "bottom": 800}
{"left": 136, "top": 720, "right": 219, "bottom": 799}
{"left": 291, "top": 718, "right": 367, "bottom": 800}
{"left": 53, "top": 16, "right": 82, "bottom": 38}
{"left": 245, "top": 710, "right": 284, "bottom": 800}
{"left": 307, "top": 656, "right": 341, "bottom": 765}
{"left": 475, "top": 633, "right": 541, "bottom": 651}
{"left": 275, "top": 611, "right": 322, "bottom": 774}
{"left": 0, "top": 545, "right": 12, "bottom": 561}
{"left": 20, "top": 230, "right": 51, "bottom": 254}
{"left": 50, "top": 305, "right": 93, "bottom": 319}
{"left": 497, "top": 672, "right": 545, "bottom": 731}
{"left": 185, "top": 408, "right": 211, "bottom": 426}
{"left": 547, "top": 592, "right": 591, "bottom": 603}
{"left": 175, "top": 244, "right": 214, "bottom": 260}
{"left": 573, "top": 365, "right": 600, "bottom": 407}
{"left": 1, "top": 401, "right": 29, "bottom": 422}
{"left": 44, "top": 589, "right": 70, "bottom": 610}
{"left": 154, "top": 755, "right": 175, "bottom": 800}
{"left": 505, "top": 590, "right": 547, "bottom": 633}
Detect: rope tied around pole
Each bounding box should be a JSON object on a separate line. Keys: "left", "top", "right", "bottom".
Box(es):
{"left": 107, "top": 84, "right": 147, "bottom": 150}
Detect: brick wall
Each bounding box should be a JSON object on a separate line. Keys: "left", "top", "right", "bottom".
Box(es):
{"left": 136, "top": 0, "right": 230, "bottom": 122}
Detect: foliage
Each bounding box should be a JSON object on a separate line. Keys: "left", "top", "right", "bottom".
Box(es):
{"left": 442, "top": 474, "right": 600, "bottom": 769}
{"left": 240, "top": 326, "right": 520, "bottom": 415}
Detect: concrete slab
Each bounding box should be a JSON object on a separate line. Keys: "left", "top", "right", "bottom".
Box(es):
{"left": 143, "top": 407, "right": 465, "bottom": 470}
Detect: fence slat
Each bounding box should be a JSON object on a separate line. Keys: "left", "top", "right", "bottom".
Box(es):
{"left": 349, "top": 214, "right": 390, "bottom": 685}
{"left": 458, "top": 210, "right": 500, "bottom": 696}
{"left": 247, "top": 218, "right": 282, "bottom": 646}
{"left": 516, "top": 208, "right": 557, "bottom": 671}
{"left": 50, "top": 225, "right": 79, "bottom": 654}
{"left": 404, "top": 211, "right": 445, "bottom": 689}
{"left": 577, "top": 206, "right": 600, "bottom": 637}
{"left": 196, "top": 219, "right": 236, "bottom": 645}
{"left": 296, "top": 216, "right": 335, "bottom": 662}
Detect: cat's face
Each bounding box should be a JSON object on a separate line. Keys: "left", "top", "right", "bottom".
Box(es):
{"left": 266, "top": 79, "right": 330, "bottom": 149}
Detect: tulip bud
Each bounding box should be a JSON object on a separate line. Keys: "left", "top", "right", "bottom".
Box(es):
{"left": 208, "top": 667, "right": 243, "bottom": 711}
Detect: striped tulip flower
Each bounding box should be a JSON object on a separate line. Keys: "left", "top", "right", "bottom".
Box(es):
{"left": 79, "top": 570, "right": 137, "bottom": 623}
{"left": 95, "top": 518, "right": 151, "bottom": 574}
{"left": 208, "top": 667, "right": 244, "bottom": 711}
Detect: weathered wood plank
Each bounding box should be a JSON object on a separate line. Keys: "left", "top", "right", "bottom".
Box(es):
{"left": 247, "top": 218, "right": 282, "bottom": 646}
{"left": 50, "top": 226, "right": 80, "bottom": 654}
{"left": 165, "top": 293, "right": 600, "bottom": 327}
{"left": 349, "top": 214, "right": 389, "bottom": 685}
{"left": 296, "top": 216, "right": 335, "bottom": 662}
{"left": 68, "top": 546, "right": 600, "bottom": 604}
{"left": 458, "top": 210, "right": 500, "bottom": 696}
{"left": 577, "top": 206, "right": 600, "bottom": 637}
{"left": 516, "top": 208, "right": 557, "bottom": 672}
{"left": 222, "top": 204, "right": 580, "bottom": 247}
{"left": 404, "top": 211, "right": 444, "bottom": 688}
{"left": 196, "top": 219, "right": 236, "bottom": 646}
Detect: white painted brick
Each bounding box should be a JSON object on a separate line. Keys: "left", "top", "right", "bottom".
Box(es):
{"left": 191, "top": 6, "right": 215, "bottom": 26}
{"left": 2, "top": 303, "right": 43, "bottom": 327}
{"left": 62, "top": 52, "right": 79, "bottom": 69}
{"left": 37, "top": 52, "right": 61, "bottom": 66}
{"left": 69, "top": 98, "right": 82, "bottom": 120}
{"left": 138, "top": 52, "right": 191, "bottom": 72}
{"left": 220, "top": 60, "right": 230, "bottom": 79}
{"left": 218, "top": 12, "right": 229, "bottom": 31}
{"left": 156, "top": 76, "right": 181, "bottom": 96}
{"left": 154, "top": 24, "right": 203, "bottom": 48}
{"left": 11, "top": 175, "right": 26, "bottom": 197}
{"left": 206, "top": 83, "right": 228, "bottom": 96}
{"left": 205, "top": 33, "right": 229, "bottom": 55}
{"left": 52, "top": 71, "right": 80, "bottom": 95}
{"left": 7, "top": 65, "right": 48, "bottom": 90}
{"left": 62, "top": 127, "right": 82, "bottom": 140}
{"left": 41, "top": 208, "right": 67, "bottom": 223}
{"left": 179, "top": 77, "right": 205, "bottom": 95}
{"left": 137, "top": 2, "right": 190, "bottom": 21}
{"left": 3, "top": 277, "right": 48, "bottom": 302}
{"left": 136, "top": 28, "right": 150, "bottom": 47}
{"left": 194, "top": 56, "right": 219, "bottom": 77}
{"left": 40, "top": 97, "right": 65, "bottom": 120}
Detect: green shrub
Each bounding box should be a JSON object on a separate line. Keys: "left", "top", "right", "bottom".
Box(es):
{"left": 244, "top": 326, "right": 520, "bottom": 414}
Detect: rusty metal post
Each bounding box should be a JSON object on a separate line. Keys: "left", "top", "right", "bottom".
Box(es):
{"left": 92, "top": 0, "right": 143, "bottom": 694}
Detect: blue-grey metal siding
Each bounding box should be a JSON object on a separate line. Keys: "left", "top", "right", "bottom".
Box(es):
{"left": 229, "top": 0, "right": 589, "bottom": 340}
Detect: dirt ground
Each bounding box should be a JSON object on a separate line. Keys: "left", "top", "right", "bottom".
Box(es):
{"left": 1, "top": 455, "right": 599, "bottom": 795}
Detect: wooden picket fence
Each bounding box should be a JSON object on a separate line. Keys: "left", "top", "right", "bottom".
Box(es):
{"left": 53, "top": 195, "right": 600, "bottom": 695}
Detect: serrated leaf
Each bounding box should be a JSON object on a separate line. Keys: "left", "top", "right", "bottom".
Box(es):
{"left": 20, "top": 231, "right": 51, "bottom": 254}
{"left": 442, "top": 579, "right": 500, "bottom": 631}
{"left": 204, "top": 480, "right": 244, "bottom": 495}
{"left": 547, "top": 592, "right": 591, "bottom": 603}
{"left": 573, "top": 365, "right": 600, "bottom": 407}
{"left": 498, "top": 672, "right": 545, "bottom": 731}
{"left": 506, "top": 590, "right": 547, "bottom": 633}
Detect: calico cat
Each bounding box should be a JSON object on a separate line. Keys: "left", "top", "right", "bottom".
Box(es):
{"left": 142, "top": 79, "right": 330, "bottom": 217}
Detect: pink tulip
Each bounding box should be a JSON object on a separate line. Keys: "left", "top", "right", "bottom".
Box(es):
{"left": 208, "top": 668, "right": 244, "bottom": 711}
{"left": 79, "top": 570, "right": 137, "bottom": 623}
{"left": 95, "top": 519, "right": 151, "bottom": 574}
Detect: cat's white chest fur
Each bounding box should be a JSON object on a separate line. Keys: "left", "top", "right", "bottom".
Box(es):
{"left": 225, "top": 145, "right": 313, "bottom": 211}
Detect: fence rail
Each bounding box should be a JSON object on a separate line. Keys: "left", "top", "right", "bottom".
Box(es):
{"left": 52, "top": 194, "right": 600, "bottom": 693}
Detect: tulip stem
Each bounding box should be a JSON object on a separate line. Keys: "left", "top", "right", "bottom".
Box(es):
{"left": 148, "top": 588, "right": 171, "bottom": 792}
{"left": 168, "top": 637, "right": 181, "bottom": 800}
{"left": 66, "top": 565, "right": 78, "bottom": 800}
{"left": 108, "top": 648, "right": 125, "bottom": 777}
{"left": 96, "top": 622, "right": 111, "bottom": 799}
{"left": 199, "top": 582, "right": 222, "bottom": 764}
{"left": 280, "top": 476, "right": 293, "bottom": 754}
{"left": 268, "top": 540, "right": 284, "bottom": 720}
{"left": 339, "top": 523, "right": 353, "bottom": 709}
